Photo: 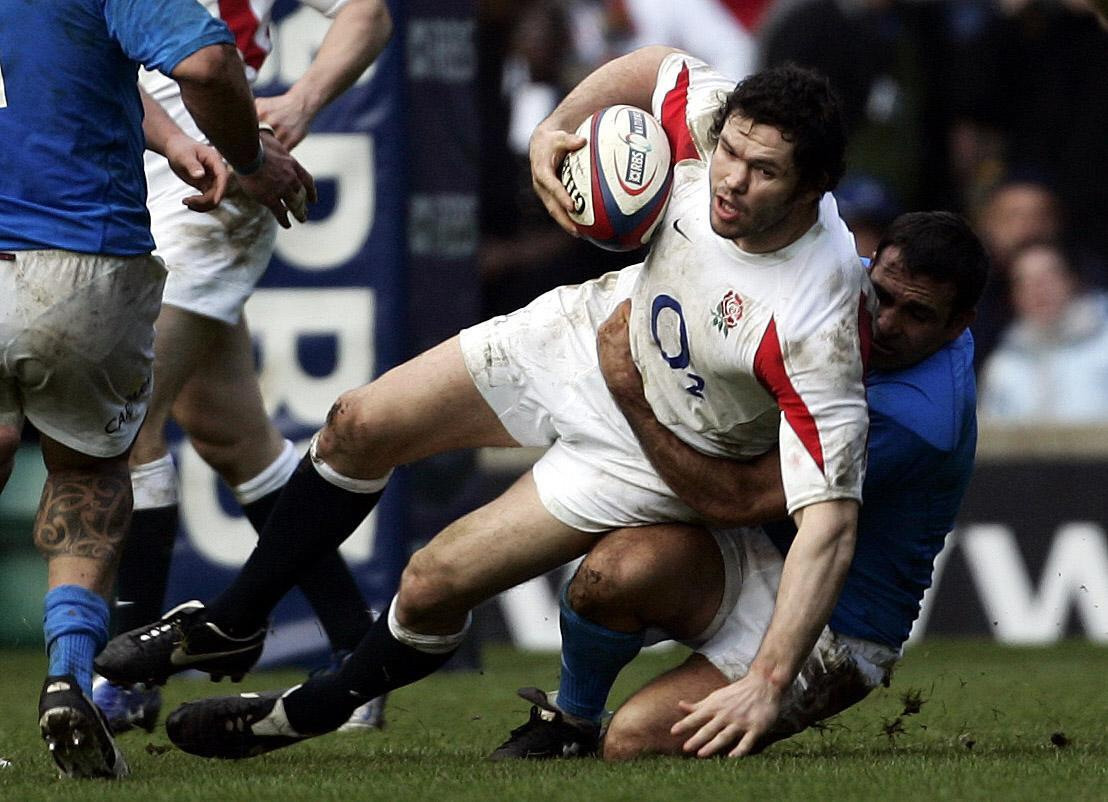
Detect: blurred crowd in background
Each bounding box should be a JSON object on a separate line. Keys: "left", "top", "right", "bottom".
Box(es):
{"left": 477, "top": 0, "right": 1108, "bottom": 426}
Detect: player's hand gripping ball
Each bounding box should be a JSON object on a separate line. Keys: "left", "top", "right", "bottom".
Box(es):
{"left": 560, "top": 105, "right": 673, "bottom": 251}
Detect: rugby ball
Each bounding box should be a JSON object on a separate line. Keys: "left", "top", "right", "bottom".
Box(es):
{"left": 560, "top": 105, "right": 673, "bottom": 251}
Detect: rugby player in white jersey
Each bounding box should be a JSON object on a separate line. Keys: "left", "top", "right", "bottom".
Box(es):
{"left": 97, "top": 0, "right": 393, "bottom": 735}
{"left": 488, "top": 211, "right": 987, "bottom": 760}
{"left": 97, "top": 46, "right": 874, "bottom": 761}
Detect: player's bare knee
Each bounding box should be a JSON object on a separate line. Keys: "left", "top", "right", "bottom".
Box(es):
{"left": 188, "top": 436, "right": 236, "bottom": 476}
{"left": 566, "top": 559, "right": 620, "bottom": 618}
{"left": 316, "top": 392, "right": 386, "bottom": 465}
{"left": 396, "top": 547, "right": 462, "bottom": 622}
{"left": 602, "top": 704, "right": 675, "bottom": 761}
{"left": 600, "top": 726, "right": 645, "bottom": 761}
{"left": 568, "top": 531, "right": 666, "bottom": 618}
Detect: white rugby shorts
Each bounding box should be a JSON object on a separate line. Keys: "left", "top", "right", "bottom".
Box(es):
{"left": 144, "top": 92, "right": 276, "bottom": 325}
{"left": 0, "top": 250, "right": 165, "bottom": 457}
{"left": 689, "top": 527, "right": 900, "bottom": 732}
{"left": 459, "top": 264, "right": 697, "bottom": 532}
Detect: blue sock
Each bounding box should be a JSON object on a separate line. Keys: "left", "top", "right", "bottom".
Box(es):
{"left": 557, "top": 586, "right": 645, "bottom": 723}
{"left": 43, "top": 585, "right": 110, "bottom": 696}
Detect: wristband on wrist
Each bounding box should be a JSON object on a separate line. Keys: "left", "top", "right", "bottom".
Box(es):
{"left": 232, "top": 137, "right": 266, "bottom": 176}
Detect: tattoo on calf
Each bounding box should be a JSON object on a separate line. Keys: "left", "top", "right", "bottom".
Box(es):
{"left": 33, "top": 470, "right": 131, "bottom": 562}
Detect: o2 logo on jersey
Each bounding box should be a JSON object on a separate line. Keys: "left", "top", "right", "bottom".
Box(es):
{"left": 650, "top": 295, "right": 706, "bottom": 399}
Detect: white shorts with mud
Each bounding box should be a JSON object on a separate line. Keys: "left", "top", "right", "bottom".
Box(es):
{"left": 0, "top": 250, "right": 165, "bottom": 457}
{"left": 144, "top": 91, "right": 276, "bottom": 326}
{"left": 459, "top": 265, "right": 697, "bottom": 532}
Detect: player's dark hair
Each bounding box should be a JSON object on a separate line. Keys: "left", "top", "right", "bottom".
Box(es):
{"left": 875, "top": 211, "right": 990, "bottom": 316}
{"left": 710, "top": 63, "right": 847, "bottom": 194}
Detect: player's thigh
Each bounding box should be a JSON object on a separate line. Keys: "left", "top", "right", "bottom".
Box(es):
{"left": 398, "top": 471, "right": 596, "bottom": 625}
{"left": 131, "top": 305, "right": 227, "bottom": 463}
{"left": 320, "top": 335, "right": 518, "bottom": 474}
{"left": 603, "top": 653, "right": 729, "bottom": 760}
{"left": 146, "top": 304, "right": 226, "bottom": 409}
{"left": 172, "top": 316, "right": 283, "bottom": 480}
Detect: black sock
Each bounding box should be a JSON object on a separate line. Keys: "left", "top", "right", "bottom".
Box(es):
{"left": 282, "top": 603, "right": 459, "bottom": 734}
{"left": 114, "top": 505, "right": 178, "bottom": 634}
{"left": 241, "top": 488, "right": 372, "bottom": 652}
{"left": 207, "top": 454, "right": 382, "bottom": 637}
{"left": 240, "top": 490, "right": 280, "bottom": 533}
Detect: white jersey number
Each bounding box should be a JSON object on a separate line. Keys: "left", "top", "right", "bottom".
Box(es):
{"left": 0, "top": 55, "right": 7, "bottom": 108}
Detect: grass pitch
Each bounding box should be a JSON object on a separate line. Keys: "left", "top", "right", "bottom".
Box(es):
{"left": 0, "top": 640, "right": 1104, "bottom": 801}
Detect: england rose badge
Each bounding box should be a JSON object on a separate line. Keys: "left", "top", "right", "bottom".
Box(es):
{"left": 711, "top": 289, "right": 743, "bottom": 336}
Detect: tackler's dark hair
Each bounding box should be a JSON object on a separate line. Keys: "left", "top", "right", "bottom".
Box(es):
{"left": 875, "top": 211, "right": 991, "bottom": 316}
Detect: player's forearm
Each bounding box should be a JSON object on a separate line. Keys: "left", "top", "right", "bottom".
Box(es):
{"left": 538, "top": 45, "right": 680, "bottom": 134}
{"left": 599, "top": 298, "right": 787, "bottom": 524}
{"left": 172, "top": 43, "right": 262, "bottom": 171}
{"left": 747, "top": 500, "right": 858, "bottom": 691}
{"left": 140, "top": 88, "right": 185, "bottom": 156}
{"left": 620, "top": 396, "right": 785, "bottom": 525}
{"left": 283, "top": 0, "right": 393, "bottom": 119}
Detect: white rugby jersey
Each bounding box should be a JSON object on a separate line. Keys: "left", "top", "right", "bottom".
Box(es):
{"left": 626, "top": 53, "right": 874, "bottom": 512}
{"left": 139, "top": 0, "right": 349, "bottom": 104}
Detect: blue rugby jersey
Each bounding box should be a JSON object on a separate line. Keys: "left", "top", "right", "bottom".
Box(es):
{"left": 0, "top": 0, "right": 232, "bottom": 255}
{"left": 767, "top": 330, "right": 978, "bottom": 650}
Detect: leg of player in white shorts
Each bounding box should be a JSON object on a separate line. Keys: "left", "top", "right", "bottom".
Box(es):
{"left": 128, "top": 303, "right": 287, "bottom": 499}
{"left": 0, "top": 251, "right": 163, "bottom": 596}
{"left": 593, "top": 524, "right": 892, "bottom": 759}
{"left": 100, "top": 169, "right": 377, "bottom": 735}
{"left": 310, "top": 335, "right": 598, "bottom": 633}
{"left": 154, "top": 267, "right": 711, "bottom": 750}
{"left": 117, "top": 172, "right": 372, "bottom": 656}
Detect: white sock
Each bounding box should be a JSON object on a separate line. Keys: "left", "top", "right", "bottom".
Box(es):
{"left": 130, "top": 454, "right": 178, "bottom": 510}
{"left": 387, "top": 598, "right": 470, "bottom": 655}
{"left": 233, "top": 439, "right": 299, "bottom": 506}
{"left": 309, "top": 433, "right": 392, "bottom": 494}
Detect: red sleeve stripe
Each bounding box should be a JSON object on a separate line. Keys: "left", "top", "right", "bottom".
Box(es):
{"left": 660, "top": 62, "right": 701, "bottom": 164}
{"left": 218, "top": 0, "right": 267, "bottom": 71}
{"left": 753, "top": 317, "right": 825, "bottom": 473}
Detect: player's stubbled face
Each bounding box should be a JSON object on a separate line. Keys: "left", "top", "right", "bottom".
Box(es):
{"left": 869, "top": 245, "right": 964, "bottom": 370}
{"left": 708, "top": 114, "right": 817, "bottom": 252}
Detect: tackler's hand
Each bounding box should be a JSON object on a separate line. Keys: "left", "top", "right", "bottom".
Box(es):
{"left": 235, "top": 131, "right": 318, "bottom": 228}
{"left": 597, "top": 300, "right": 648, "bottom": 414}
{"left": 164, "top": 134, "right": 230, "bottom": 213}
